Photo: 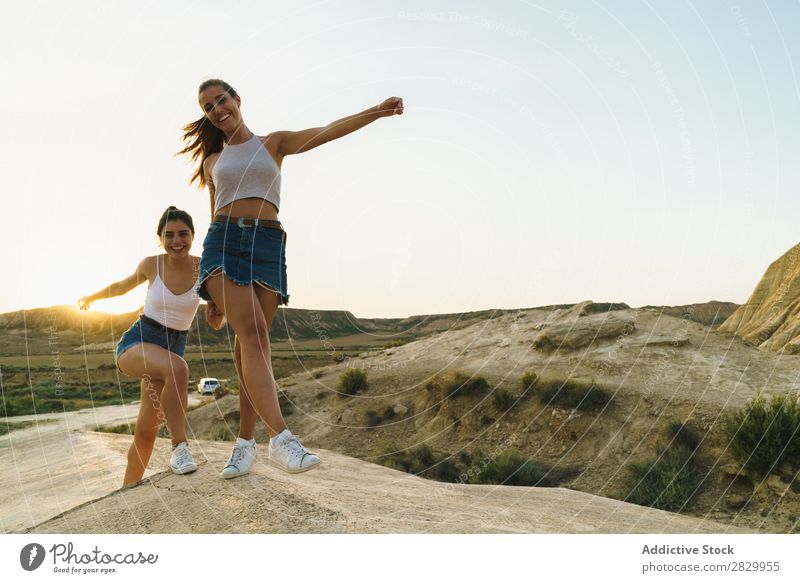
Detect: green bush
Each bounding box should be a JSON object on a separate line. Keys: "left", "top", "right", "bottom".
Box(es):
{"left": 669, "top": 422, "right": 700, "bottom": 454}
{"left": 381, "top": 445, "right": 460, "bottom": 482}
{"left": 492, "top": 388, "right": 517, "bottom": 412}
{"left": 94, "top": 423, "right": 135, "bottom": 435}
{"left": 537, "top": 378, "right": 613, "bottom": 412}
{"left": 520, "top": 371, "right": 539, "bottom": 395}
{"left": 337, "top": 368, "right": 368, "bottom": 395}
{"left": 365, "top": 410, "right": 382, "bottom": 427}
{"left": 383, "top": 339, "right": 406, "bottom": 349}
{"left": 426, "top": 371, "right": 490, "bottom": 400}
{"left": 723, "top": 394, "right": 800, "bottom": 478}
{"left": 626, "top": 444, "right": 703, "bottom": 511}
{"left": 467, "top": 450, "right": 550, "bottom": 487}
{"left": 211, "top": 424, "right": 236, "bottom": 441}
{"left": 278, "top": 392, "right": 294, "bottom": 415}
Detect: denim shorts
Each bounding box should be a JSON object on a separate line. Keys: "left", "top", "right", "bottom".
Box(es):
{"left": 115, "top": 314, "right": 189, "bottom": 369}
{"left": 197, "top": 219, "right": 289, "bottom": 305}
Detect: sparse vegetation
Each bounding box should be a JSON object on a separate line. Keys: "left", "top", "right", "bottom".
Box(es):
{"left": 365, "top": 410, "right": 382, "bottom": 427}
{"left": 723, "top": 394, "right": 800, "bottom": 479}
{"left": 426, "top": 371, "right": 490, "bottom": 400}
{"left": 382, "top": 445, "right": 460, "bottom": 482}
{"left": 1, "top": 419, "right": 52, "bottom": 436}
{"left": 378, "top": 445, "right": 569, "bottom": 488}
{"left": 537, "top": 378, "right": 613, "bottom": 412}
{"left": 94, "top": 422, "right": 135, "bottom": 435}
{"left": 337, "top": 369, "right": 368, "bottom": 395}
{"left": 213, "top": 383, "right": 231, "bottom": 399}
{"left": 626, "top": 423, "right": 704, "bottom": 511}
{"left": 1, "top": 380, "right": 141, "bottom": 417}
{"left": 466, "top": 450, "right": 552, "bottom": 487}
{"left": 492, "top": 388, "right": 517, "bottom": 412}
{"left": 520, "top": 371, "right": 539, "bottom": 395}
{"left": 383, "top": 339, "right": 406, "bottom": 349}
{"left": 211, "top": 424, "right": 236, "bottom": 441}
{"left": 278, "top": 392, "right": 294, "bottom": 415}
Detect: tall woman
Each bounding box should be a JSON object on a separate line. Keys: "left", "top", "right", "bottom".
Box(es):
{"left": 79, "top": 207, "right": 201, "bottom": 486}
{"left": 180, "top": 79, "right": 403, "bottom": 474}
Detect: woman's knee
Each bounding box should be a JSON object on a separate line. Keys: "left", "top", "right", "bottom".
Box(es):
{"left": 166, "top": 357, "right": 189, "bottom": 386}
{"left": 236, "top": 322, "right": 270, "bottom": 348}
{"left": 133, "top": 424, "right": 158, "bottom": 445}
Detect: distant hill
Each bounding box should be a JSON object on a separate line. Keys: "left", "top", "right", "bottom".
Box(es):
{"left": 639, "top": 301, "right": 739, "bottom": 328}
{"left": 0, "top": 305, "right": 522, "bottom": 356}
{"left": 0, "top": 300, "right": 739, "bottom": 357}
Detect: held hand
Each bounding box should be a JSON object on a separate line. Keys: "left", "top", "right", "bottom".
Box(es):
{"left": 205, "top": 301, "right": 226, "bottom": 330}
{"left": 376, "top": 96, "right": 404, "bottom": 117}
{"left": 77, "top": 296, "right": 92, "bottom": 311}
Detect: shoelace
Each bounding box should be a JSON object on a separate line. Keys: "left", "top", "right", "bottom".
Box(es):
{"left": 174, "top": 447, "right": 193, "bottom": 466}
{"left": 227, "top": 445, "right": 244, "bottom": 467}
{"left": 284, "top": 435, "right": 309, "bottom": 458}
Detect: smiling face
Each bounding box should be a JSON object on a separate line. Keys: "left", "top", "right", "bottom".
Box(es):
{"left": 160, "top": 219, "right": 193, "bottom": 257}
{"left": 199, "top": 84, "right": 242, "bottom": 134}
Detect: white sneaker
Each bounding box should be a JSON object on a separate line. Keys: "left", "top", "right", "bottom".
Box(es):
{"left": 170, "top": 442, "right": 198, "bottom": 475}
{"left": 221, "top": 438, "right": 257, "bottom": 479}
{"left": 268, "top": 430, "right": 321, "bottom": 473}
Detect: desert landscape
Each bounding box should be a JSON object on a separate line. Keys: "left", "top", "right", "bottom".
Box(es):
{"left": 3, "top": 242, "right": 800, "bottom": 534}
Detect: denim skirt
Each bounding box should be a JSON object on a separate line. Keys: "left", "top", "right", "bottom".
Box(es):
{"left": 115, "top": 314, "right": 189, "bottom": 369}
{"left": 197, "top": 220, "right": 289, "bottom": 305}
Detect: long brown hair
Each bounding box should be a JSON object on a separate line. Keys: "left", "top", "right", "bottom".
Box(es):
{"left": 177, "top": 79, "right": 239, "bottom": 189}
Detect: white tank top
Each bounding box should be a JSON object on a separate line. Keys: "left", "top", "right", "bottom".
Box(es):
{"left": 143, "top": 257, "right": 201, "bottom": 331}
{"left": 211, "top": 133, "right": 281, "bottom": 213}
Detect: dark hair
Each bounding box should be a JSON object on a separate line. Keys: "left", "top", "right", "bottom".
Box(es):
{"left": 157, "top": 206, "right": 195, "bottom": 237}
{"left": 177, "top": 78, "right": 239, "bottom": 189}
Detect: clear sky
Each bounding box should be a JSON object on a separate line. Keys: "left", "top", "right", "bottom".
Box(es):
{"left": 2, "top": 0, "right": 799, "bottom": 318}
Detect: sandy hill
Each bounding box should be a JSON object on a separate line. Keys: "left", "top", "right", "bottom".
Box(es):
{"left": 172, "top": 301, "right": 800, "bottom": 533}
{"left": 719, "top": 242, "right": 800, "bottom": 352}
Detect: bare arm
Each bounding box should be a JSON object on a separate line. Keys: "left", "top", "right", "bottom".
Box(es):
{"left": 201, "top": 155, "right": 226, "bottom": 329}
{"left": 273, "top": 96, "right": 404, "bottom": 156}
{"left": 78, "top": 258, "right": 150, "bottom": 310}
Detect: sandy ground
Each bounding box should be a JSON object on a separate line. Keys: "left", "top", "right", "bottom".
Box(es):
{"left": 22, "top": 433, "right": 747, "bottom": 534}
{"left": 0, "top": 395, "right": 203, "bottom": 533}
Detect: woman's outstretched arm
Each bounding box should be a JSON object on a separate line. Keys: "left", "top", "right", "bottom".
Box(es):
{"left": 78, "top": 258, "right": 150, "bottom": 310}
{"left": 272, "top": 96, "right": 403, "bottom": 156}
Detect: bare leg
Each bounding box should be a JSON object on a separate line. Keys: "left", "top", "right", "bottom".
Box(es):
{"left": 122, "top": 377, "right": 165, "bottom": 486}
{"left": 205, "top": 275, "right": 286, "bottom": 436}
{"left": 234, "top": 336, "right": 258, "bottom": 440}
{"left": 118, "top": 344, "right": 191, "bottom": 485}
{"left": 235, "top": 290, "right": 280, "bottom": 440}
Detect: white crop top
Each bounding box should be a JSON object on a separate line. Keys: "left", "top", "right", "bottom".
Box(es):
{"left": 211, "top": 133, "right": 281, "bottom": 213}
{"left": 143, "top": 257, "right": 201, "bottom": 331}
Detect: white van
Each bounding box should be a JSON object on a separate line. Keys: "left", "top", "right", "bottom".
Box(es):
{"left": 197, "top": 378, "right": 221, "bottom": 395}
